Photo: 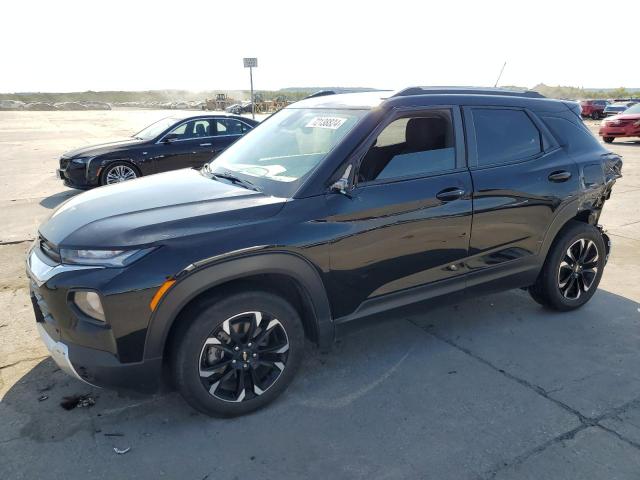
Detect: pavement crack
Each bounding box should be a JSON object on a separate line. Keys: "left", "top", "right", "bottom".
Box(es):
{"left": 0, "top": 239, "right": 33, "bottom": 246}
{"left": 0, "top": 355, "right": 49, "bottom": 370}
{"left": 481, "top": 424, "right": 590, "bottom": 479}
{"left": 597, "top": 424, "right": 640, "bottom": 451}
{"left": 409, "top": 320, "right": 591, "bottom": 423}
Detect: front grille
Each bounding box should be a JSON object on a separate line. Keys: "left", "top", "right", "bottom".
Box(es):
{"left": 39, "top": 235, "right": 61, "bottom": 263}
{"left": 59, "top": 157, "right": 70, "bottom": 169}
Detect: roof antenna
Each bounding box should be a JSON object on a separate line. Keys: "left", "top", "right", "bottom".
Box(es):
{"left": 494, "top": 61, "right": 507, "bottom": 88}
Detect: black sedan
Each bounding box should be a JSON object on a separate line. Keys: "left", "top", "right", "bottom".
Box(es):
{"left": 58, "top": 113, "right": 258, "bottom": 189}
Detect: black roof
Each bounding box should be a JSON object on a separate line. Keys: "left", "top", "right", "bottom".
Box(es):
{"left": 392, "top": 86, "right": 544, "bottom": 99}
{"left": 292, "top": 86, "right": 548, "bottom": 110}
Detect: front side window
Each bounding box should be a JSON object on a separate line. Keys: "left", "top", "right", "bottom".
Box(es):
{"left": 472, "top": 109, "right": 541, "bottom": 166}
{"left": 209, "top": 108, "right": 366, "bottom": 185}
{"left": 167, "top": 119, "right": 212, "bottom": 140}
{"left": 358, "top": 110, "right": 455, "bottom": 182}
{"left": 134, "top": 116, "right": 180, "bottom": 140}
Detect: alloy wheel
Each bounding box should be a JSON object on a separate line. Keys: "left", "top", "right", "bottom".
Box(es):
{"left": 105, "top": 165, "right": 137, "bottom": 184}
{"left": 557, "top": 239, "right": 599, "bottom": 300}
{"left": 198, "top": 311, "right": 290, "bottom": 403}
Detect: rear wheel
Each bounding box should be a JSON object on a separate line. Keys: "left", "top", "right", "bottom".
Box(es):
{"left": 172, "top": 291, "right": 304, "bottom": 417}
{"left": 603, "top": 136, "right": 614, "bottom": 144}
{"left": 591, "top": 111, "right": 600, "bottom": 120}
{"left": 529, "top": 221, "right": 605, "bottom": 311}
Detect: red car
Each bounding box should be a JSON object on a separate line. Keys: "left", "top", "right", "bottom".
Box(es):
{"left": 580, "top": 99, "right": 608, "bottom": 119}
{"left": 599, "top": 103, "right": 640, "bottom": 143}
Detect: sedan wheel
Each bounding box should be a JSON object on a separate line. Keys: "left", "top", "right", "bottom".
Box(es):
{"left": 104, "top": 164, "right": 138, "bottom": 184}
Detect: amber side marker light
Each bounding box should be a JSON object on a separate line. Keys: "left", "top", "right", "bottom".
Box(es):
{"left": 150, "top": 279, "right": 176, "bottom": 311}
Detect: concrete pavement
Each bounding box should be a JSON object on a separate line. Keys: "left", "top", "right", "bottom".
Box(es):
{"left": 1, "top": 112, "right": 639, "bottom": 479}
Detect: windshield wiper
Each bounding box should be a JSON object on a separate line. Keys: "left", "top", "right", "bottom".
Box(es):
{"left": 210, "top": 171, "right": 259, "bottom": 192}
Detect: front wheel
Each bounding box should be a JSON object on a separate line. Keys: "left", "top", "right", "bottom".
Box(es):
{"left": 529, "top": 221, "right": 606, "bottom": 311}
{"left": 603, "top": 136, "right": 614, "bottom": 144}
{"left": 100, "top": 161, "right": 140, "bottom": 185}
{"left": 172, "top": 291, "right": 304, "bottom": 417}
{"left": 591, "top": 111, "right": 600, "bottom": 120}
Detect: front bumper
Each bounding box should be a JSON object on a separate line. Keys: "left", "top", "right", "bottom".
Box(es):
{"left": 599, "top": 125, "right": 640, "bottom": 138}
{"left": 27, "top": 246, "right": 164, "bottom": 393}
{"left": 37, "top": 323, "right": 92, "bottom": 385}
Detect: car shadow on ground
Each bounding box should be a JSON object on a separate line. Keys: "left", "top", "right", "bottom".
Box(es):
{"left": 39, "top": 190, "right": 79, "bottom": 209}
{"left": 2, "top": 287, "right": 639, "bottom": 450}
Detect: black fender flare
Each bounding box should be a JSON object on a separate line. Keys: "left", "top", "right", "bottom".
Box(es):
{"left": 143, "top": 251, "right": 334, "bottom": 360}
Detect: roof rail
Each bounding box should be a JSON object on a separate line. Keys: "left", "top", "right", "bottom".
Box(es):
{"left": 305, "top": 90, "right": 337, "bottom": 99}
{"left": 392, "top": 86, "right": 545, "bottom": 99}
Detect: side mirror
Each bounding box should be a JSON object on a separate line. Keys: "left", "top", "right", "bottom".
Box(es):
{"left": 330, "top": 178, "right": 350, "bottom": 195}
{"left": 163, "top": 133, "right": 179, "bottom": 143}
{"left": 329, "top": 165, "right": 353, "bottom": 196}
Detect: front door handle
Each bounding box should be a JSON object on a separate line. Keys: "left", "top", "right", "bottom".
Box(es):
{"left": 548, "top": 170, "right": 572, "bottom": 182}
{"left": 436, "top": 187, "right": 466, "bottom": 202}
{"left": 200, "top": 143, "right": 212, "bottom": 147}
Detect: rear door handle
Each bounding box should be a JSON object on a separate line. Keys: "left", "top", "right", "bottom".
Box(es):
{"left": 200, "top": 143, "right": 212, "bottom": 147}
{"left": 436, "top": 187, "right": 466, "bottom": 202}
{"left": 548, "top": 170, "right": 572, "bottom": 182}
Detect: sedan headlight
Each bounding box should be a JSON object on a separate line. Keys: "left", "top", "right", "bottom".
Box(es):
{"left": 60, "top": 248, "right": 154, "bottom": 267}
{"left": 70, "top": 157, "right": 91, "bottom": 165}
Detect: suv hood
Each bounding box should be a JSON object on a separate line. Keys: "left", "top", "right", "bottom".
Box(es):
{"left": 62, "top": 138, "right": 145, "bottom": 158}
{"left": 40, "top": 169, "right": 286, "bottom": 247}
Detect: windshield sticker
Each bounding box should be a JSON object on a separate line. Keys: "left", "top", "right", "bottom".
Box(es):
{"left": 305, "top": 116, "right": 347, "bottom": 130}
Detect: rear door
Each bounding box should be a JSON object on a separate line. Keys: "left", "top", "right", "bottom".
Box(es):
{"left": 327, "top": 107, "right": 473, "bottom": 318}
{"left": 463, "top": 106, "right": 579, "bottom": 286}
{"left": 210, "top": 118, "right": 252, "bottom": 160}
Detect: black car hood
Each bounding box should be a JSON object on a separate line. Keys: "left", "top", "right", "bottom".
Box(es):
{"left": 40, "top": 169, "right": 286, "bottom": 247}
{"left": 62, "top": 138, "right": 146, "bottom": 158}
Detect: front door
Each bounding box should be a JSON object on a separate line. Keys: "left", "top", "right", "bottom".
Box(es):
{"left": 156, "top": 118, "right": 217, "bottom": 172}
{"left": 327, "top": 107, "right": 473, "bottom": 319}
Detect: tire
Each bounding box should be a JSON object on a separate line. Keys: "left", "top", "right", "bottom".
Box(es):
{"left": 591, "top": 111, "right": 600, "bottom": 120}
{"left": 529, "top": 221, "right": 606, "bottom": 311}
{"left": 100, "top": 161, "right": 140, "bottom": 186}
{"left": 603, "top": 137, "right": 614, "bottom": 144}
{"left": 172, "top": 291, "right": 304, "bottom": 417}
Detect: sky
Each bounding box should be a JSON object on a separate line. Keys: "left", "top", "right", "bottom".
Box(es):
{"left": 1, "top": 0, "right": 638, "bottom": 93}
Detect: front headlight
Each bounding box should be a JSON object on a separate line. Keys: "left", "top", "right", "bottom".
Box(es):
{"left": 70, "top": 157, "right": 91, "bottom": 165}
{"left": 60, "top": 248, "right": 154, "bottom": 267}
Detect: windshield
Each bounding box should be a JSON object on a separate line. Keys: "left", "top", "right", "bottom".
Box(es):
{"left": 134, "top": 116, "right": 179, "bottom": 140}
{"left": 207, "top": 108, "right": 366, "bottom": 193}
{"left": 623, "top": 104, "right": 640, "bottom": 114}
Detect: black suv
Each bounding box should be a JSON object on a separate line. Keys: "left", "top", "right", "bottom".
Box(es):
{"left": 28, "top": 88, "right": 622, "bottom": 416}
{"left": 57, "top": 113, "right": 257, "bottom": 189}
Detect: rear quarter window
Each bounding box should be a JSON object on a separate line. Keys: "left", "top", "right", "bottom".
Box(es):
{"left": 541, "top": 116, "right": 604, "bottom": 155}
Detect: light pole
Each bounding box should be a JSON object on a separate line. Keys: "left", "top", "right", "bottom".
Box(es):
{"left": 243, "top": 57, "right": 258, "bottom": 120}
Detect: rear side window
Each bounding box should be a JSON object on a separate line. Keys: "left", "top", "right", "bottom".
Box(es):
{"left": 471, "top": 109, "right": 542, "bottom": 166}
{"left": 216, "top": 119, "right": 247, "bottom": 136}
